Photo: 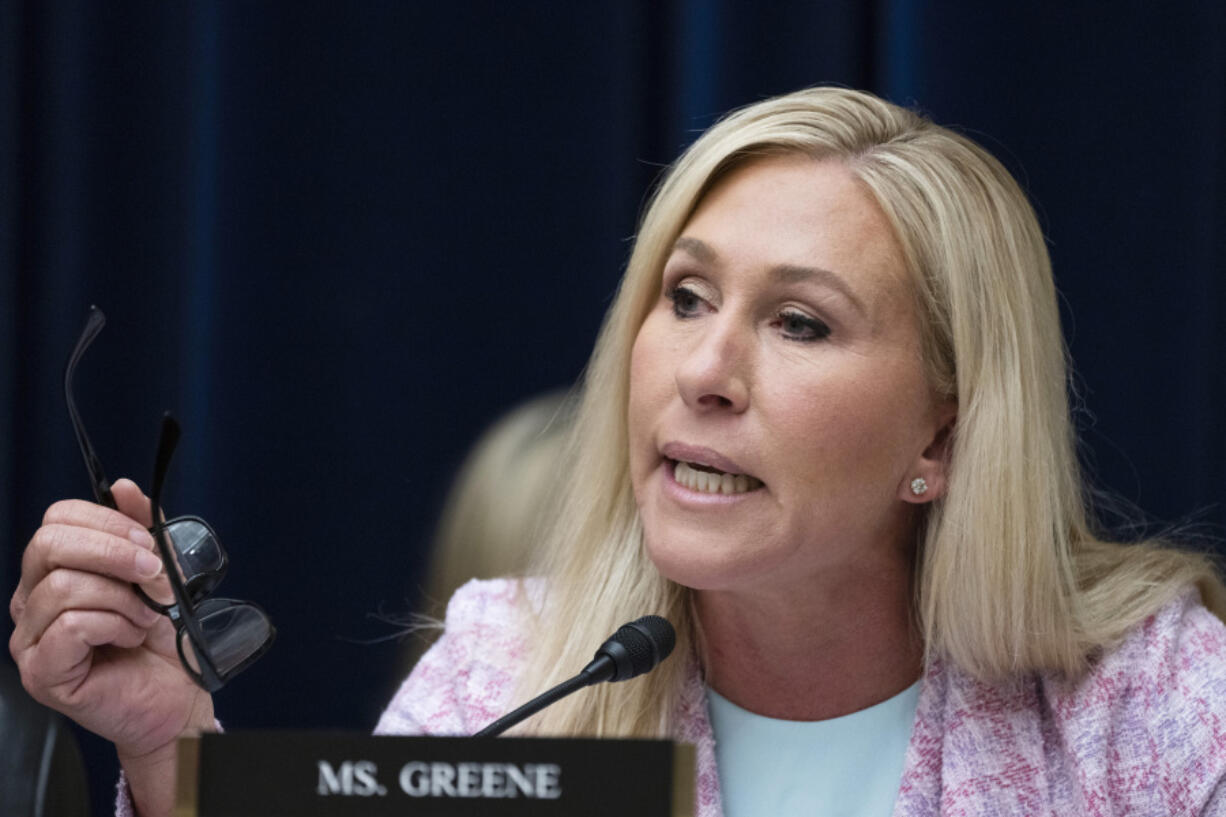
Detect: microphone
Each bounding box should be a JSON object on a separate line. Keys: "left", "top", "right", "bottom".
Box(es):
{"left": 473, "top": 615, "right": 675, "bottom": 738}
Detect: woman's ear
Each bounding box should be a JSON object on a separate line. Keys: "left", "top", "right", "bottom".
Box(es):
{"left": 898, "top": 402, "right": 956, "bottom": 504}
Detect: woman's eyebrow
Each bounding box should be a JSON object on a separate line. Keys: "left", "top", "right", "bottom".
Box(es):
{"left": 672, "top": 236, "right": 716, "bottom": 264}
{"left": 770, "top": 264, "right": 868, "bottom": 317}
{"left": 671, "top": 236, "right": 867, "bottom": 317}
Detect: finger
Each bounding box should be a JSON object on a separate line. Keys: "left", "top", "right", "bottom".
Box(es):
{"left": 41, "top": 497, "right": 157, "bottom": 546}
{"left": 13, "top": 569, "right": 161, "bottom": 652}
{"left": 19, "top": 524, "right": 163, "bottom": 604}
{"left": 15, "top": 499, "right": 159, "bottom": 622}
{"left": 17, "top": 609, "right": 149, "bottom": 698}
{"left": 61, "top": 482, "right": 170, "bottom": 607}
{"left": 111, "top": 478, "right": 155, "bottom": 529}
{"left": 134, "top": 568, "right": 176, "bottom": 609}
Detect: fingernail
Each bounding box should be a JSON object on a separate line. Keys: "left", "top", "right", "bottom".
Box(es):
{"left": 135, "top": 550, "right": 163, "bottom": 579}
{"left": 128, "top": 527, "right": 154, "bottom": 549}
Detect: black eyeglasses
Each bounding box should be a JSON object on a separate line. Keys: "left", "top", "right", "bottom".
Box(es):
{"left": 65, "top": 306, "right": 275, "bottom": 692}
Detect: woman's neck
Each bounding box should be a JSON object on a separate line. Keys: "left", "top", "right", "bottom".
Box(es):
{"left": 694, "top": 561, "right": 922, "bottom": 721}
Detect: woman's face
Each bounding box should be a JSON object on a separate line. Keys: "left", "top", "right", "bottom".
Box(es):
{"left": 627, "top": 156, "right": 952, "bottom": 596}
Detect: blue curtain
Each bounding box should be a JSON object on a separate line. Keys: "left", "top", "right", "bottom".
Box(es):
{"left": 4, "top": 2, "right": 1224, "bottom": 811}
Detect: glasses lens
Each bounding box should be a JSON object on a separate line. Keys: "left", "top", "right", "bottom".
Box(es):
{"left": 140, "top": 518, "right": 227, "bottom": 608}
{"left": 179, "top": 599, "right": 275, "bottom": 679}
{"left": 166, "top": 518, "right": 226, "bottom": 594}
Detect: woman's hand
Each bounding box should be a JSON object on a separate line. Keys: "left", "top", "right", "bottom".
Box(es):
{"left": 9, "top": 478, "right": 215, "bottom": 817}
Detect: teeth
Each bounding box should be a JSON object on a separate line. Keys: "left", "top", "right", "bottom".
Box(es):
{"left": 673, "top": 461, "right": 762, "bottom": 494}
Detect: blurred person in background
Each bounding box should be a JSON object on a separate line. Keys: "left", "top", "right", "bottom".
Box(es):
{"left": 403, "top": 389, "right": 576, "bottom": 670}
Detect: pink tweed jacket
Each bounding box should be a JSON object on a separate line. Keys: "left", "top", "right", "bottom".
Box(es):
{"left": 118, "top": 577, "right": 1226, "bottom": 815}
{"left": 375, "top": 578, "right": 1226, "bottom": 817}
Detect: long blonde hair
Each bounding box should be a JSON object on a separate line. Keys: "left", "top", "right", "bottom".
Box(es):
{"left": 512, "top": 86, "right": 1225, "bottom": 737}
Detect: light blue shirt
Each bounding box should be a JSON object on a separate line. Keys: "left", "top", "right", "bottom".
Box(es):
{"left": 706, "top": 681, "right": 920, "bottom": 817}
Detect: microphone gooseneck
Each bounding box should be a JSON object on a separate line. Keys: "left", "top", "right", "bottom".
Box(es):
{"left": 473, "top": 615, "right": 676, "bottom": 738}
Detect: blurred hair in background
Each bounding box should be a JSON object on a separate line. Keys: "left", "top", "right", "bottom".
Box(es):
{"left": 404, "top": 389, "right": 576, "bottom": 670}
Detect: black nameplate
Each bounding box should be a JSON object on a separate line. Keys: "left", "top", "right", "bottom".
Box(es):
{"left": 175, "top": 731, "right": 695, "bottom": 817}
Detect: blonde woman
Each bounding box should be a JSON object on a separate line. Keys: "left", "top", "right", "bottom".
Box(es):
{"left": 12, "top": 87, "right": 1226, "bottom": 816}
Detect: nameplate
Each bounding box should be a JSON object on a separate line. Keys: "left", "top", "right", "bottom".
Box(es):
{"left": 175, "top": 731, "right": 695, "bottom": 817}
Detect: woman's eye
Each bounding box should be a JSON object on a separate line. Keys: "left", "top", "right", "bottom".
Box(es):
{"left": 666, "top": 285, "right": 705, "bottom": 318}
{"left": 775, "top": 310, "right": 831, "bottom": 342}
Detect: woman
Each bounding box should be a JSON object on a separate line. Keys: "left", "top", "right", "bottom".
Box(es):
{"left": 12, "top": 87, "right": 1226, "bottom": 816}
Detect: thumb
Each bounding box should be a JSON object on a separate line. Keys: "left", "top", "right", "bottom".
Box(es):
{"left": 111, "top": 478, "right": 156, "bottom": 528}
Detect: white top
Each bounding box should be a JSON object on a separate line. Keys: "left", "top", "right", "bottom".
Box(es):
{"left": 706, "top": 680, "right": 920, "bottom": 817}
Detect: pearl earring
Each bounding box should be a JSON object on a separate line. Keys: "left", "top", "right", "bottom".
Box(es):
{"left": 910, "top": 477, "right": 928, "bottom": 496}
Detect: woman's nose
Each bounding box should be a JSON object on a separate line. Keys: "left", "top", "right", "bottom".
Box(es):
{"left": 674, "top": 318, "right": 750, "bottom": 413}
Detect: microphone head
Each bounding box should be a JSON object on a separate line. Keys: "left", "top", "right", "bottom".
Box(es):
{"left": 591, "top": 615, "right": 676, "bottom": 682}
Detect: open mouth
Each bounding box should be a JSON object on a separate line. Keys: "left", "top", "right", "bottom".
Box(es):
{"left": 670, "top": 459, "right": 763, "bottom": 495}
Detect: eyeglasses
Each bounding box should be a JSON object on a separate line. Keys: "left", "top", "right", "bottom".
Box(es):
{"left": 65, "top": 306, "right": 275, "bottom": 692}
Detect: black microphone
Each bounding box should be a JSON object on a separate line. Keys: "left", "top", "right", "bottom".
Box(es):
{"left": 473, "top": 615, "right": 676, "bottom": 738}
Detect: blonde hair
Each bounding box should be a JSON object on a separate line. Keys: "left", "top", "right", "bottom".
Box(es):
{"left": 513, "top": 86, "right": 1225, "bottom": 737}
{"left": 424, "top": 391, "right": 576, "bottom": 608}
{"left": 403, "top": 391, "right": 576, "bottom": 669}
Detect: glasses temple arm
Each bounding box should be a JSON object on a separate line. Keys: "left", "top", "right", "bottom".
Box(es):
{"left": 67, "top": 400, "right": 116, "bottom": 509}
{"left": 64, "top": 307, "right": 116, "bottom": 509}
{"left": 150, "top": 413, "right": 223, "bottom": 688}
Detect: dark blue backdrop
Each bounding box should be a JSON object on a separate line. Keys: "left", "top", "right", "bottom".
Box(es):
{"left": 3, "top": 2, "right": 1224, "bottom": 812}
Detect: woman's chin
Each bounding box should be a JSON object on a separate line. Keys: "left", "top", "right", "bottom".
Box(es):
{"left": 644, "top": 538, "right": 764, "bottom": 593}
